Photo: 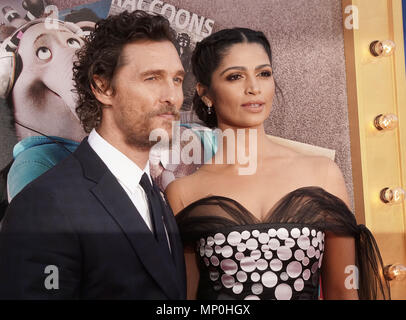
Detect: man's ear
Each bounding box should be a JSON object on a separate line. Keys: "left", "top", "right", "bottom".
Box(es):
{"left": 91, "top": 75, "right": 114, "bottom": 106}
{"left": 196, "top": 83, "right": 212, "bottom": 105}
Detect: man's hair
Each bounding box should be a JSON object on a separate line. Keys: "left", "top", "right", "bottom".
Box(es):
{"left": 73, "top": 10, "right": 177, "bottom": 133}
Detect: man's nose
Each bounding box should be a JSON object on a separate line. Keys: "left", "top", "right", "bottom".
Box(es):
{"left": 160, "top": 80, "right": 181, "bottom": 106}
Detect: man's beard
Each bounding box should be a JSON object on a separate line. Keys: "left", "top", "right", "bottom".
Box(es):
{"left": 119, "top": 104, "right": 180, "bottom": 151}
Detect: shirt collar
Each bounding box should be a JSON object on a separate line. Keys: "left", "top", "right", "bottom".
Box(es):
{"left": 87, "top": 129, "right": 152, "bottom": 193}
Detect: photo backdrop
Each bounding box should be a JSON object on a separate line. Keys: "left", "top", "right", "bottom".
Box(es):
{"left": 0, "top": 0, "right": 354, "bottom": 208}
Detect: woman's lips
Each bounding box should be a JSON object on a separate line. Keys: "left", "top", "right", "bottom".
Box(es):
{"left": 241, "top": 102, "right": 265, "bottom": 112}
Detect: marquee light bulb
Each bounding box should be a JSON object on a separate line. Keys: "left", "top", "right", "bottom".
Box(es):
{"left": 380, "top": 187, "right": 405, "bottom": 204}
{"left": 384, "top": 264, "right": 406, "bottom": 281}
{"left": 374, "top": 114, "right": 399, "bottom": 131}
{"left": 370, "top": 40, "right": 396, "bottom": 57}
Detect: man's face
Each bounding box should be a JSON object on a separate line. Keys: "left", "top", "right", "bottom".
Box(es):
{"left": 104, "top": 40, "right": 185, "bottom": 150}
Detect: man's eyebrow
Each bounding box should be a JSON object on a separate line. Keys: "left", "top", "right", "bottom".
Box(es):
{"left": 175, "top": 70, "right": 186, "bottom": 77}
{"left": 140, "top": 69, "right": 186, "bottom": 77}
{"left": 219, "top": 64, "right": 272, "bottom": 76}
{"left": 140, "top": 69, "right": 165, "bottom": 77}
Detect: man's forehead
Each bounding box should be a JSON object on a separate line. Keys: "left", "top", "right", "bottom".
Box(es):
{"left": 120, "top": 40, "right": 183, "bottom": 72}
{"left": 122, "top": 40, "right": 179, "bottom": 60}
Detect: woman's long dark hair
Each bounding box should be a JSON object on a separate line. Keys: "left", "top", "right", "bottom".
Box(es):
{"left": 191, "top": 27, "right": 284, "bottom": 128}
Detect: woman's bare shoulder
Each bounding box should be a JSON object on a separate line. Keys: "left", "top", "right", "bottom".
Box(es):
{"left": 269, "top": 140, "right": 334, "bottom": 167}
{"left": 165, "top": 168, "right": 212, "bottom": 214}
{"left": 294, "top": 155, "right": 350, "bottom": 206}
{"left": 289, "top": 152, "right": 341, "bottom": 184}
{"left": 269, "top": 141, "right": 346, "bottom": 190}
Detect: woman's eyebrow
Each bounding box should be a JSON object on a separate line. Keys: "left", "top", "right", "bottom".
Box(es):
{"left": 219, "top": 66, "right": 245, "bottom": 76}
{"left": 219, "top": 64, "right": 272, "bottom": 76}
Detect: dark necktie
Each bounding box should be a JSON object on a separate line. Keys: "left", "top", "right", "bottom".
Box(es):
{"left": 139, "top": 173, "right": 170, "bottom": 254}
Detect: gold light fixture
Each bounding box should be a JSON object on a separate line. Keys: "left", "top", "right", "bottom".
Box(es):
{"left": 384, "top": 264, "right": 406, "bottom": 281}
{"left": 374, "top": 114, "right": 399, "bottom": 131}
{"left": 370, "top": 40, "right": 396, "bottom": 57}
{"left": 380, "top": 187, "right": 405, "bottom": 204}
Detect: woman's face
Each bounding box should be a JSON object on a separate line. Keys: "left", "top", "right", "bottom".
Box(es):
{"left": 205, "top": 42, "right": 275, "bottom": 129}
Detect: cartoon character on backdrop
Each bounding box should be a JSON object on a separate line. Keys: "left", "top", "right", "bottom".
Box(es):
{"left": 0, "top": 18, "right": 89, "bottom": 204}
{"left": 0, "top": 1, "right": 100, "bottom": 213}
{"left": 176, "top": 32, "right": 192, "bottom": 73}
{"left": 150, "top": 124, "right": 217, "bottom": 191}
{"left": 2, "top": 0, "right": 46, "bottom": 27}
{"left": 0, "top": 0, "right": 46, "bottom": 44}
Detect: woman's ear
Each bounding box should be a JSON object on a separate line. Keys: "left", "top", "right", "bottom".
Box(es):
{"left": 91, "top": 75, "right": 114, "bottom": 107}
{"left": 196, "top": 82, "right": 212, "bottom": 106}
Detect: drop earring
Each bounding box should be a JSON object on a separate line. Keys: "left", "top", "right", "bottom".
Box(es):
{"left": 202, "top": 97, "right": 213, "bottom": 115}
{"left": 207, "top": 104, "right": 212, "bottom": 115}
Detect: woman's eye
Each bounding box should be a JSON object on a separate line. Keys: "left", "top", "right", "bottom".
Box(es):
{"left": 226, "top": 74, "right": 242, "bottom": 81}
{"left": 258, "top": 70, "right": 273, "bottom": 77}
{"left": 67, "top": 38, "right": 81, "bottom": 49}
{"left": 36, "top": 47, "right": 52, "bottom": 60}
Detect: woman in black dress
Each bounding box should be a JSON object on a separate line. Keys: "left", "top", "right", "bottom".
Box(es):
{"left": 166, "top": 27, "right": 390, "bottom": 300}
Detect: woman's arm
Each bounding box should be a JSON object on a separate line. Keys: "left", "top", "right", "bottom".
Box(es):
{"left": 321, "top": 159, "right": 359, "bottom": 300}
{"left": 165, "top": 180, "right": 200, "bottom": 300}
{"left": 321, "top": 232, "right": 359, "bottom": 299}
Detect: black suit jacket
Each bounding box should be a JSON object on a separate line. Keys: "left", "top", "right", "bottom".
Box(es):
{"left": 0, "top": 139, "right": 186, "bottom": 299}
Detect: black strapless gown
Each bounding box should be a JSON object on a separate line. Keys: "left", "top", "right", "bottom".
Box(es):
{"left": 176, "top": 187, "right": 391, "bottom": 300}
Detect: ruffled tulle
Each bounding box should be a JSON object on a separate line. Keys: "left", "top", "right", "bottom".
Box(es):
{"left": 176, "top": 186, "right": 391, "bottom": 300}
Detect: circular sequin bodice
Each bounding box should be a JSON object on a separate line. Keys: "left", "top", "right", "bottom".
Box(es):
{"left": 196, "top": 223, "right": 325, "bottom": 300}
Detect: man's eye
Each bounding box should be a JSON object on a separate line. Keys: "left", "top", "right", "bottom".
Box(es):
{"left": 258, "top": 70, "right": 273, "bottom": 77}
{"left": 145, "top": 76, "right": 158, "bottom": 81}
{"left": 174, "top": 77, "right": 183, "bottom": 84}
{"left": 226, "top": 74, "right": 242, "bottom": 81}
{"left": 36, "top": 47, "right": 52, "bottom": 60}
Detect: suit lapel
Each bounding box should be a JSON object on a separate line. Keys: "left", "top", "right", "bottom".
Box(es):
{"left": 73, "top": 139, "right": 182, "bottom": 299}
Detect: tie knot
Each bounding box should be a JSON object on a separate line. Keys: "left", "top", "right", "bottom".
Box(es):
{"left": 139, "top": 173, "right": 153, "bottom": 193}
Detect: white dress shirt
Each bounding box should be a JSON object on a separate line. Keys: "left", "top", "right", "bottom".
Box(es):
{"left": 88, "top": 129, "right": 155, "bottom": 232}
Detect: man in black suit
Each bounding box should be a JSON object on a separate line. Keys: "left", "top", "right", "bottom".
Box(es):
{"left": 0, "top": 10, "right": 186, "bottom": 299}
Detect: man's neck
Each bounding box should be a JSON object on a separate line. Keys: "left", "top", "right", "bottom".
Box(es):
{"left": 95, "top": 127, "right": 150, "bottom": 170}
